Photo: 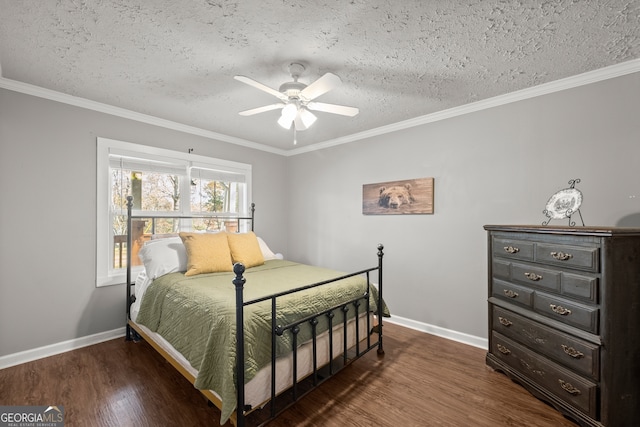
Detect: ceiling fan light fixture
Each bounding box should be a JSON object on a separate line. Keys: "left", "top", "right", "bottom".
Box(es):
{"left": 278, "top": 103, "right": 297, "bottom": 129}
{"left": 236, "top": 63, "right": 357, "bottom": 143}
{"left": 298, "top": 108, "right": 317, "bottom": 129}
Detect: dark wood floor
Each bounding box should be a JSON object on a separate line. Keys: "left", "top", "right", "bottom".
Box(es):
{"left": 0, "top": 323, "right": 578, "bottom": 427}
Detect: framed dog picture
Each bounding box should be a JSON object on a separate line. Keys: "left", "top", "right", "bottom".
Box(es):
{"left": 362, "top": 177, "right": 434, "bottom": 215}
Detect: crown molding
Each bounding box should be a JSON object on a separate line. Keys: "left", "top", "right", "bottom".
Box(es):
{"left": 2, "top": 58, "right": 638, "bottom": 158}
{"left": 0, "top": 77, "right": 288, "bottom": 156}
{"left": 285, "top": 58, "right": 640, "bottom": 156}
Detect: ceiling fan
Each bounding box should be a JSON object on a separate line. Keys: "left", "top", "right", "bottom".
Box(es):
{"left": 234, "top": 63, "right": 359, "bottom": 142}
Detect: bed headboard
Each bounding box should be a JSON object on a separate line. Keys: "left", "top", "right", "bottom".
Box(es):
{"left": 124, "top": 195, "right": 255, "bottom": 334}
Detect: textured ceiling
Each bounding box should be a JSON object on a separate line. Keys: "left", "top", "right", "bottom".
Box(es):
{"left": 1, "top": 0, "right": 639, "bottom": 151}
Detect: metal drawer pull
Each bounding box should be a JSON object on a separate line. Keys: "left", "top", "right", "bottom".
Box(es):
{"left": 498, "top": 317, "right": 513, "bottom": 326}
{"left": 503, "top": 290, "right": 519, "bottom": 298}
{"left": 503, "top": 246, "right": 520, "bottom": 254}
{"left": 497, "top": 344, "right": 511, "bottom": 355}
{"left": 558, "top": 379, "right": 581, "bottom": 395}
{"left": 550, "top": 304, "right": 572, "bottom": 315}
{"left": 550, "top": 251, "right": 573, "bottom": 261}
{"left": 561, "top": 345, "right": 584, "bottom": 359}
{"left": 524, "top": 272, "right": 542, "bottom": 281}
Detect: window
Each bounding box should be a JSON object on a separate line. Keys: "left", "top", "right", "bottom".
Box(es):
{"left": 97, "top": 137, "right": 252, "bottom": 287}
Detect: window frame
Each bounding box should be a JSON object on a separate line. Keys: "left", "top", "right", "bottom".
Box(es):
{"left": 96, "top": 137, "right": 252, "bottom": 287}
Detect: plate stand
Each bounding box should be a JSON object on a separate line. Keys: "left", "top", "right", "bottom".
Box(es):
{"left": 542, "top": 179, "right": 585, "bottom": 227}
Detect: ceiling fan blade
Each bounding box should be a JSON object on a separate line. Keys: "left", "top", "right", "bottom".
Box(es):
{"left": 307, "top": 102, "right": 359, "bottom": 117}
{"left": 299, "top": 72, "right": 341, "bottom": 101}
{"left": 238, "top": 103, "right": 285, "bottom": 116}
{"left": 234, "top": 75, "right": 289, "bottom": 102}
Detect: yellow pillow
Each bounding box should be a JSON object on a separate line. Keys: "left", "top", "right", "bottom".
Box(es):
{"left": 227, "top": 231, "right": 265, "bottom": 268}
{"left": 179, "top": 232, "right": 232, "bottom": 276}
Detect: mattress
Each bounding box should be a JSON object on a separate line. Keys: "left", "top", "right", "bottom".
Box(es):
{"left": 130, "top": 260, "right": 380, "bottom": 424}
{"left": 130, "top": 312, "right": 371, "bottom": 413}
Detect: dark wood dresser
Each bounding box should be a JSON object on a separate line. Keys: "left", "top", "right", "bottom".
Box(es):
{"left": 484, "top": 225, "right": 640, "bottom": 427}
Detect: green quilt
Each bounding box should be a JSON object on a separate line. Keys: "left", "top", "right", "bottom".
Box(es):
{"left": 135, "top": 259, "right": 388, "bottom": 424}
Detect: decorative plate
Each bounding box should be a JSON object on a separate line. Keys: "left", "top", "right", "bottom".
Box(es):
{"left": 545, "top": 188, "right": 583, "bottom": 220}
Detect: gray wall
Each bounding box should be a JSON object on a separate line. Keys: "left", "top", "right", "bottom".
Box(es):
{"left": 0, "top": 88, "right": 288, "bottom": 357}
{"left": 286, "top": 72, "right": 640, "bottom": 339}
{"left": 1, "top": 71, "right": 638, "bottom": 358}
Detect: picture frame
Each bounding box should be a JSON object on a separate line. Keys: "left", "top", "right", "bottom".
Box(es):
{"left": 363, "top": 177, "right": 434, "bottom": 215}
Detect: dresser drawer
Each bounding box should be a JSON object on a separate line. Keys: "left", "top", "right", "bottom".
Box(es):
{"left": 536, "top": 243, "right": 600, "bottom": 272}
{"left": 493, "top": 238, "right": 535, "bottom": 261}
{"left": 510, "top": 262, "right": 598, "bottom": 303}
{"left": 492, "top": 306, "right": 599, "bottom": 379}
{"left": 562, "top": 272, "right": 598, "bottom": 303}
{"left": 492, "top": 259, "right": 511, "bottom": 280}
{"left": 492, "top": 279, "right": 533, "bottom": 307}
{"left": 511, "top": 263, "right": 561, "bottom": 293}
{"left": 534, "top": 292, "right": 599, "bottom": 334}
{"left": 492, "top": 332, "right": 598, "bottom": 417}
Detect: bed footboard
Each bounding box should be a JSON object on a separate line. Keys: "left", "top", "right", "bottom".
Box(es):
{"left": 233, "top": 244, "right": 385, "bottom": 427}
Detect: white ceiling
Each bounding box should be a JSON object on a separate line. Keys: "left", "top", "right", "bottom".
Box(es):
{"left": 1, "top": 1, "right": 639, "bottom": 152}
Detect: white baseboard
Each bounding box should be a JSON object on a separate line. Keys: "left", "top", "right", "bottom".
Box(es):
{"left": 386, "top": 315, "right": 488, "bottom": 350}
{"left": 0, "top": 327, "right": 126, "bottom": 370}
{"left": 0, "top": 318, "right": 485, "bottom": 370}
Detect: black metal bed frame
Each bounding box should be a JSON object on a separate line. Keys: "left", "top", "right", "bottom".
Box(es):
{"left": 124, "top": 196, "right": 385, "bottom": 426}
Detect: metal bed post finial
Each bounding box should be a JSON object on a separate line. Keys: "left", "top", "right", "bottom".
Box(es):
{"left": 376, "top": 243, "right": 384, "bottom": 355}
{"left": 233, "top": 262, "right": 247, "bottom": 427}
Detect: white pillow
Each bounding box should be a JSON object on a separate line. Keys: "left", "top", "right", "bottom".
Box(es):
{"left": 257, "top": 236, "right": 279, "bottom": 261}
{"left": 138, "top": 237, "right": 187, "bottom": 279}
